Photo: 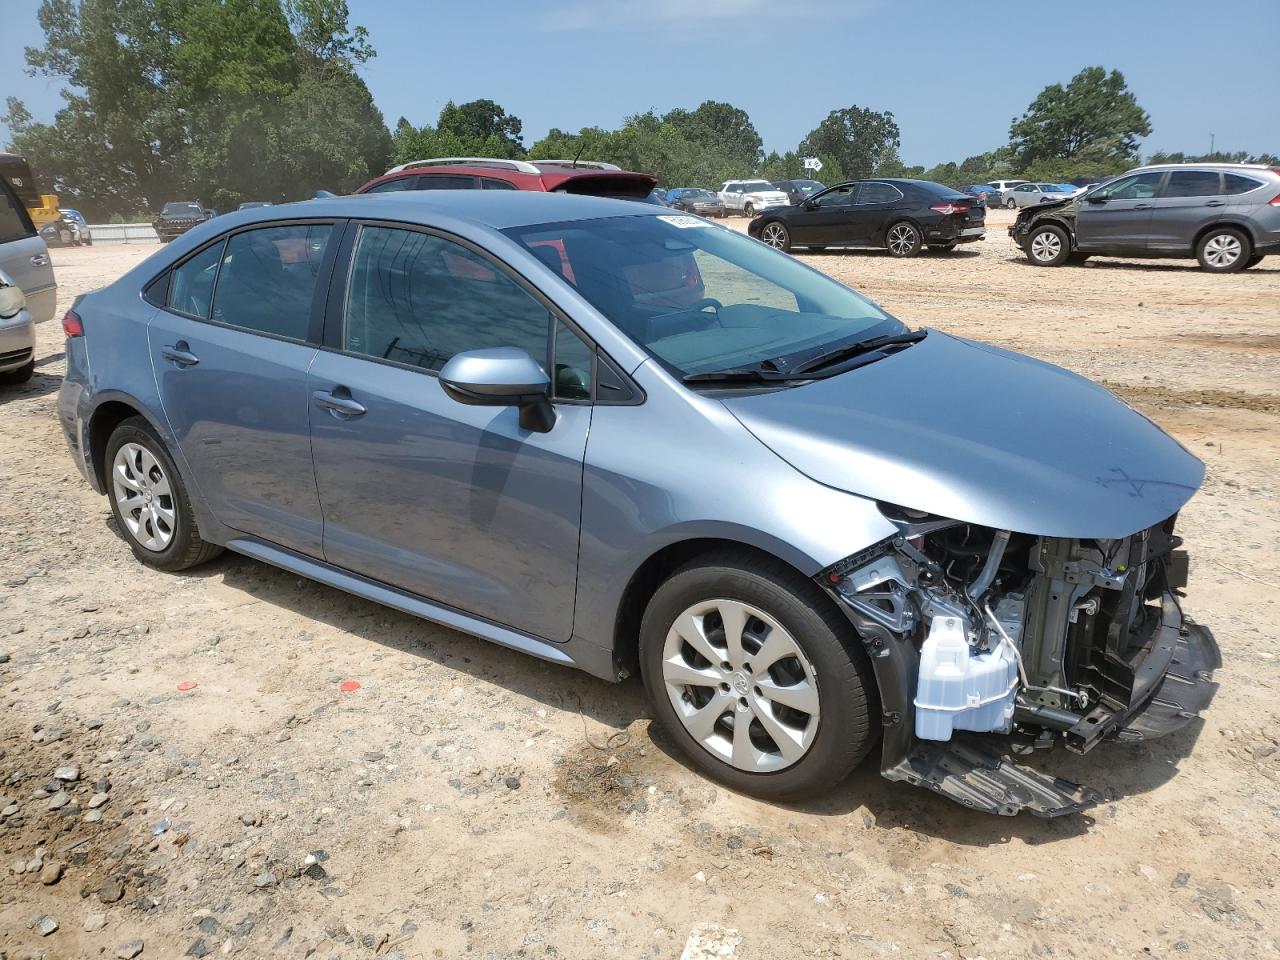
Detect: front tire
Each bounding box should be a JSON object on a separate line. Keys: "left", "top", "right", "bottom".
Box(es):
{"left": 744, "top": 202, "right": 755, "bottom": 218}
{"left": 105, "top": 417, "right": 223, "bottom": 571}
{"left": 639, "top": 553, "right": 878, "bottom": 800}
{"left": 1026, "top": 223, "right": 1070, "bottom": 266}
{"left": 759, "top": 221, "right": 791, "bottom": 251}
{"left": 1196, "top": 227, "right": 1250, "bottom": 272}
{"left": 1005, "top": 197, "right": 1017, "bottom": 209}
{"left": 885, "top": 221, "right": 922, "bottom": 258}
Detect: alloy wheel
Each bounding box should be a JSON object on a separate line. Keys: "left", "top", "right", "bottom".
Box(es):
{"left": 1203, "top": 233, "right": 1242, "bottom": 268}
{"left": 661, "top": 598, "right": 820, "bottom": 773}
{"left": 887, "top": 224, "right": 918, "bottom": 256}
{"left": 1030, "top": 230, "right": 1062, "bottom": 262}
{"left": 760, "top": 222, "right": 788, "bottom": 249}
{"left": 112, "top": 442, "right": 177, "bottom": 551}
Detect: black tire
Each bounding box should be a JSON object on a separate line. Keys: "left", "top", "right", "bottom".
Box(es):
{"left": 884, "top": 221, "right": 922, "bottom": 258}
{"left": 1005, "top": 197, "right": 1017, "bottom": 209}
{"left": 0, "top": 360, "right": 34, "bottom": 385}
{"left": 758, "top": 220, "right": 791, "bottom": 252}
{"left": 744, "top": 202, "right": 755, "bottom": 218}
{"left": 1025, "top": 223, "right": 1071, "bottom": 267}
{"left": 104, "top": 417, "right": 223, "bottom": 572}
{"left": 1242, "top": 254, "right": 1263, "bottom": 270}
{"left": 639, "top": 552, "right": 878, "bottom": 800}
{"left": 928, "top": 241, "right": 958, "bottom": 252}
{"left": 1196, "top": 227, "right": 1251, "bottom": 272}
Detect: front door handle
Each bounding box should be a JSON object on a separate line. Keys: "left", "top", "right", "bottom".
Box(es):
{"left": 1205, "top": 200, "right": 1226, "bottom": 207}
{"left": 1133, "top": 203, "right": 1152, "bottom": 209}
{"left": 312, "top": 388, "right": 366, "bottom": 418}
{"left": 161, "top": 342, "right": 200, "bottom": 367}
{"left": 30, "top": 254, "right": 49, "bottom": 267}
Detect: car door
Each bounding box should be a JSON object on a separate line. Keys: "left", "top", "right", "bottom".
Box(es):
{"left": 1075, "top": 171, "right": 1164, "bottom": 251}
{"left": 147, "top": 221, "right": 338, "bottom": 556}
{"left": 849, "top": 182, "right": 904, "bottom": 244}
{"left": 790, "top": 183, "right": 859, "bottom": 244}
{"left": 307, "top": 222, "right": 592, "bottom": 642}
{"left": 0, "top": 180, "right": 56, "bottom": 325}
{"left": 1146, "top": 170, "right": 1224, "bottom": 251}
{"left": 1011, "top": 183, "right": 1039, "bottom": 208}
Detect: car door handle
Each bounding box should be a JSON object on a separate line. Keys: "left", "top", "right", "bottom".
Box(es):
{"left": 30, "top": 254, "right": 49, "bottom": 267}
{"left": 1205, "top": 200, "right": 1226, "bottom": 207}
{"left": 161, "top": 342, "right": 200, "bottom": 367}
{"left": 1133, "top": 203, "right": 1152, "bottom": 209}
{"left": 312, "top": 389, "right": 366, "bottom": 418}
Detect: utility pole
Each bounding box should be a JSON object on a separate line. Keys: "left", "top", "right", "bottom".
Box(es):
{"left": 1209, "top": 132, "right": 1215, "bottom": 156}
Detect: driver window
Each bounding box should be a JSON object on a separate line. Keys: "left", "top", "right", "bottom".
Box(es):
{"left": 1097, "top": 172, "right": 1162, "bottom": 201}
{"left": 814, "top": 184, "right": 858, "bottom": 207}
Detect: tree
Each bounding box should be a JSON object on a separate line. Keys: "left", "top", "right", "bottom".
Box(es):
{"left": 6, "top": 0, "right": 389, "bottom": 218}
{"left": 392, "top": 99, "right": 526, "bottom": 165}
{"left": 664, "top": 101, "right": 763, "bottom": 175}
{"left": 799, "top": 106, "right": 900, "bottom": 181}
{"left": 1009, "top": 67, "right": 1151, "bottom": 169}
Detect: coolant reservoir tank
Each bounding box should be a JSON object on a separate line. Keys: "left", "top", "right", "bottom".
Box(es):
{"left": 915, "top": 616, "right": 1018, "bottom": 741}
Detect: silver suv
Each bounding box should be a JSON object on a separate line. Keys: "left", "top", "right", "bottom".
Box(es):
{"left": 1010, "top": 163, "right": 1280, "bottom": 272}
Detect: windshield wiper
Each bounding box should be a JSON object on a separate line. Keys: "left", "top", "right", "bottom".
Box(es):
{"left": 788, "top": 329, "right": 927, "bottom": 375}
{"left": 681, "top": 367, "right": 809, "bottom": 385}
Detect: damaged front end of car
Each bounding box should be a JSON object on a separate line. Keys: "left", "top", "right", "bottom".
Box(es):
{"left": 817, "top": 506, "right": 1220, "bottom": 817}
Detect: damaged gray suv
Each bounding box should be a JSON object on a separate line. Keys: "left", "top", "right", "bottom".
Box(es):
{"left": 57, "top": 192, "right": 1218, "bottom": 816}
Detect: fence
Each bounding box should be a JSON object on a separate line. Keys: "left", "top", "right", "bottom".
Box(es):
{"left": 86, "top": 222, "right": 159, "bottom": 245}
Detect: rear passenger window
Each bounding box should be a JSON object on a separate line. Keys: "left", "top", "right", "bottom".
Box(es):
{"left": 168, "top": 240, "right": 225, "bottom": 318}
{"left": 210, "top": 224, "right": 333, "bottom": 340}
{"left": 416, "top": 175, "right": 478, "bottom": 190}
{"left": 1162, "top": 171, "right": 1221, "bottom": 197}
{"left": 482, "top": 178, "right": 517, "bottom": 190}
{"left": 366, "top": 178, "right": 417, "bottom": 193}
{"left": 860, "top": 183, "right": 902, "bottom": 203}
{"left": 1223, "top": 174, "right": 1263, "bottom": 195}
{"left": 344, "top": 226, "right": 551, "bottom": 372}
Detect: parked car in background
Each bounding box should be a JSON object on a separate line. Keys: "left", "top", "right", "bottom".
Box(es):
{"left": 667, "top": 187, "right": 727, "bottom": 217}
{"left": 719, "top": 179, "right": 790, "bottom": 217}
{"left": 1, "top": 176, "right": 56, "bottom": 384}
{"left": 1010, "top": 163, "right": 1280, "bottom": 272}
{"left": 986, "top": 179, "right": 1028, "bottom": 205}
{"left": 40, "top": 209, "right": 92, "bottom": 247}
{"left": 56, "top": 191, "right": 1218, "bottom": 815}
{"left": 1004, "top": 182, "right": 1075, "bottom": 208}
{"left": 963, "top": 184, "right": 998, "bottom": 204}
{"left": 154, "top": 201, "right": 211, "bottom": 243}
{"left": 772, "top": 179, "right": 827, "bottom": 205}
{"left": 356, "top": 157, "right": 658, "bottom": 201}
{"left": 748, "top": 178, "right": 986, "bottom": 256}
{"left": 647, "top": 188, "right": 670, "bottom": 206}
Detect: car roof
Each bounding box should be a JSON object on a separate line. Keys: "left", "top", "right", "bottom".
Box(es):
{"left": 214, "top": 190, "right": 670, "bottom": 232}
{"left": 359, "top": 163, "right": 656, "bottom": 193}
{"left": 1127, "top": 162, "right": 1280, "bottom": 175}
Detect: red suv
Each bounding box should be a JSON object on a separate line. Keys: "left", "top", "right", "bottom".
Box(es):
{"left": 355, "top": 157, "right": 658, "bottom": 200}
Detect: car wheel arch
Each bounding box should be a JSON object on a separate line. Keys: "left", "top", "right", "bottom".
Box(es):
{"left": 610, "top": 535, "right": 831, "bottom": 679}
{"left": 88, "top": 397, "right": 167, "bottom": 490}
{"left": 1192, "top": 218, "right": 1256, "bottom": 255}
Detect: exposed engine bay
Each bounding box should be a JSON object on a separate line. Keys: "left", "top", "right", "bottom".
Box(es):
{"left": 819, "top": 505, "right": 1220, "bottom": 817}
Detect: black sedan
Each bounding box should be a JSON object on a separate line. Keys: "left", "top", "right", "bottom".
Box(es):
{"left": 666, "top": 187, "right": 726, "bottom": 218}
{"left": 748, "top": 179, "right": 986, "bottom": 257}
{"left": 772, "top": 178, "right": 826, "bottom": 205}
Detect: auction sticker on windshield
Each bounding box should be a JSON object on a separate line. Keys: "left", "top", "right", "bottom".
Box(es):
{"left": 657, "top": 215, "right": 708, "bottom": 229}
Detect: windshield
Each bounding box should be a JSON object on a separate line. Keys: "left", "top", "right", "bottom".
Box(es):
{"left": 741, "top": 181, "right": 775, "bottom": 193}
{"left": 796, "top": 181, "right": 823, "bottom": 191}
{"left": 502, "top": 214, "right": 901, "bottom": 378}
{"left": 685, "top": 189, "right": 716, "bottom": 199}
{"left": 163, "top": 202, "right": 203, "bottom": 216}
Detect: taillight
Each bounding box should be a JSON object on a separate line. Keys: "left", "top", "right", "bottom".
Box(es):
{"left": 930, "top": 203, "right": 970, "bottom": 216}
{"left": 1269, "top": 192, "right": 1280, "bottom": 207}
{"left": 61, "top": 309, "right": 83, "bottom": 337}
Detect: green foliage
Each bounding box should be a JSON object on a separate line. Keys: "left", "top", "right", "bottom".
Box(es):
{"left": 5, "top": 0, "right": 390, "bottom": 218}
{"left": 1145, "top": 149, "right": 1279, "bottom": 166}
{"left": 799, "top": 106, "right": 900, "bottom": 181}
{"left": 1009, "top": 67, "right": 1151, "bottom": 169}
{"left": 392, "top": 99, "right": 527, "bottom": 164}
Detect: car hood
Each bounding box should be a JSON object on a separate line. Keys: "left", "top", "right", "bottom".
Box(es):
{"left": 744, "top": 190, "right": 789, "bottom": 201}
{"left": 721, "top": 331, "right": 1203, "bottom": 538}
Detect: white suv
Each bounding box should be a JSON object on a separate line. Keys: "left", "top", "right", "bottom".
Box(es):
{"left": 719, "top": 180, "right": 790, "bottom": 217}
{"left": 986, "top": 179, "right": 1028, "bottom": 206}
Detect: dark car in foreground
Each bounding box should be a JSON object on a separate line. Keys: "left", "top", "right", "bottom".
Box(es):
{"left": 1011, "top": 163, "right": 1280, "bottom": 271}
{"left": 772, "top": 179, "right": 827, "bottom": 205}
{"left": 153, "top": 201, "right": 210, "bottom": 243}
{"left": 666, "top": 187, "right": 726, "bottom": 217}
{"left": 749, "top": 178, "right": 986, "bottom": 256}
{"left": 58, "top": 192, "right": 1217, "bottom": 816}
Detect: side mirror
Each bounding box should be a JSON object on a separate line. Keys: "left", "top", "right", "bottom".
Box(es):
{"left": 802, "top": 199, "right": 817, "bottom": 210}
{"left": 1085, "top": 194, "right": 1107, "bottom": 204}
{"left": 439, "top": 346, "right": 555, "bottom": 433}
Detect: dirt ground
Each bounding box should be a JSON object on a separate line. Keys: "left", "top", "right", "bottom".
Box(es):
{"left": 1, "top": 213, "right": 1278, "bottom": 960}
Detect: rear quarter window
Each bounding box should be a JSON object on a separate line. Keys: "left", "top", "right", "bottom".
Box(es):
{"left": 1222, "top": 174, "right": 1265, "bottom": 195}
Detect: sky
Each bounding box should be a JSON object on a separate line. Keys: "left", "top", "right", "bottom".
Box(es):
{"left": 3, "top": 0, "right": 1279, "bottom": 166}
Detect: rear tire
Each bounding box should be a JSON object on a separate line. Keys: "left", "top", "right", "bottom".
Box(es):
{"left": 105, "top": 417, "right": 224, "bottom": 572}
{"left": 1026, "top": 223, "right": 1070, "bottom": 266}
{"left": 1005, "top": 197, "right": 1017, "bottom": 209}
{"left": 885, "top": 221, "right": 922, "bottom": 257}
{"left": 639, "top": 552, "right": 878, "bottom": 800}
{"left": 0, "top": 360, "right": 34, "bottom": 385}
{"left": 1196, "top": 227, "right": 1250, "bottom": 272}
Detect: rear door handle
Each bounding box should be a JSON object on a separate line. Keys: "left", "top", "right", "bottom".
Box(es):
{"left": 30, "top": 254, "right": 49, "bottom": 267}
{"left": 1205, "top": 200, "right": 1226, "bottom": 207}
{"left": 1133, "top": 203, "right": 1152, "bottom": 209}
{"left": 312, "top": 388, "right": 366, "bottom": 418}
{"left": 161, "top": 342, "right": 200, "bottom": 367}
